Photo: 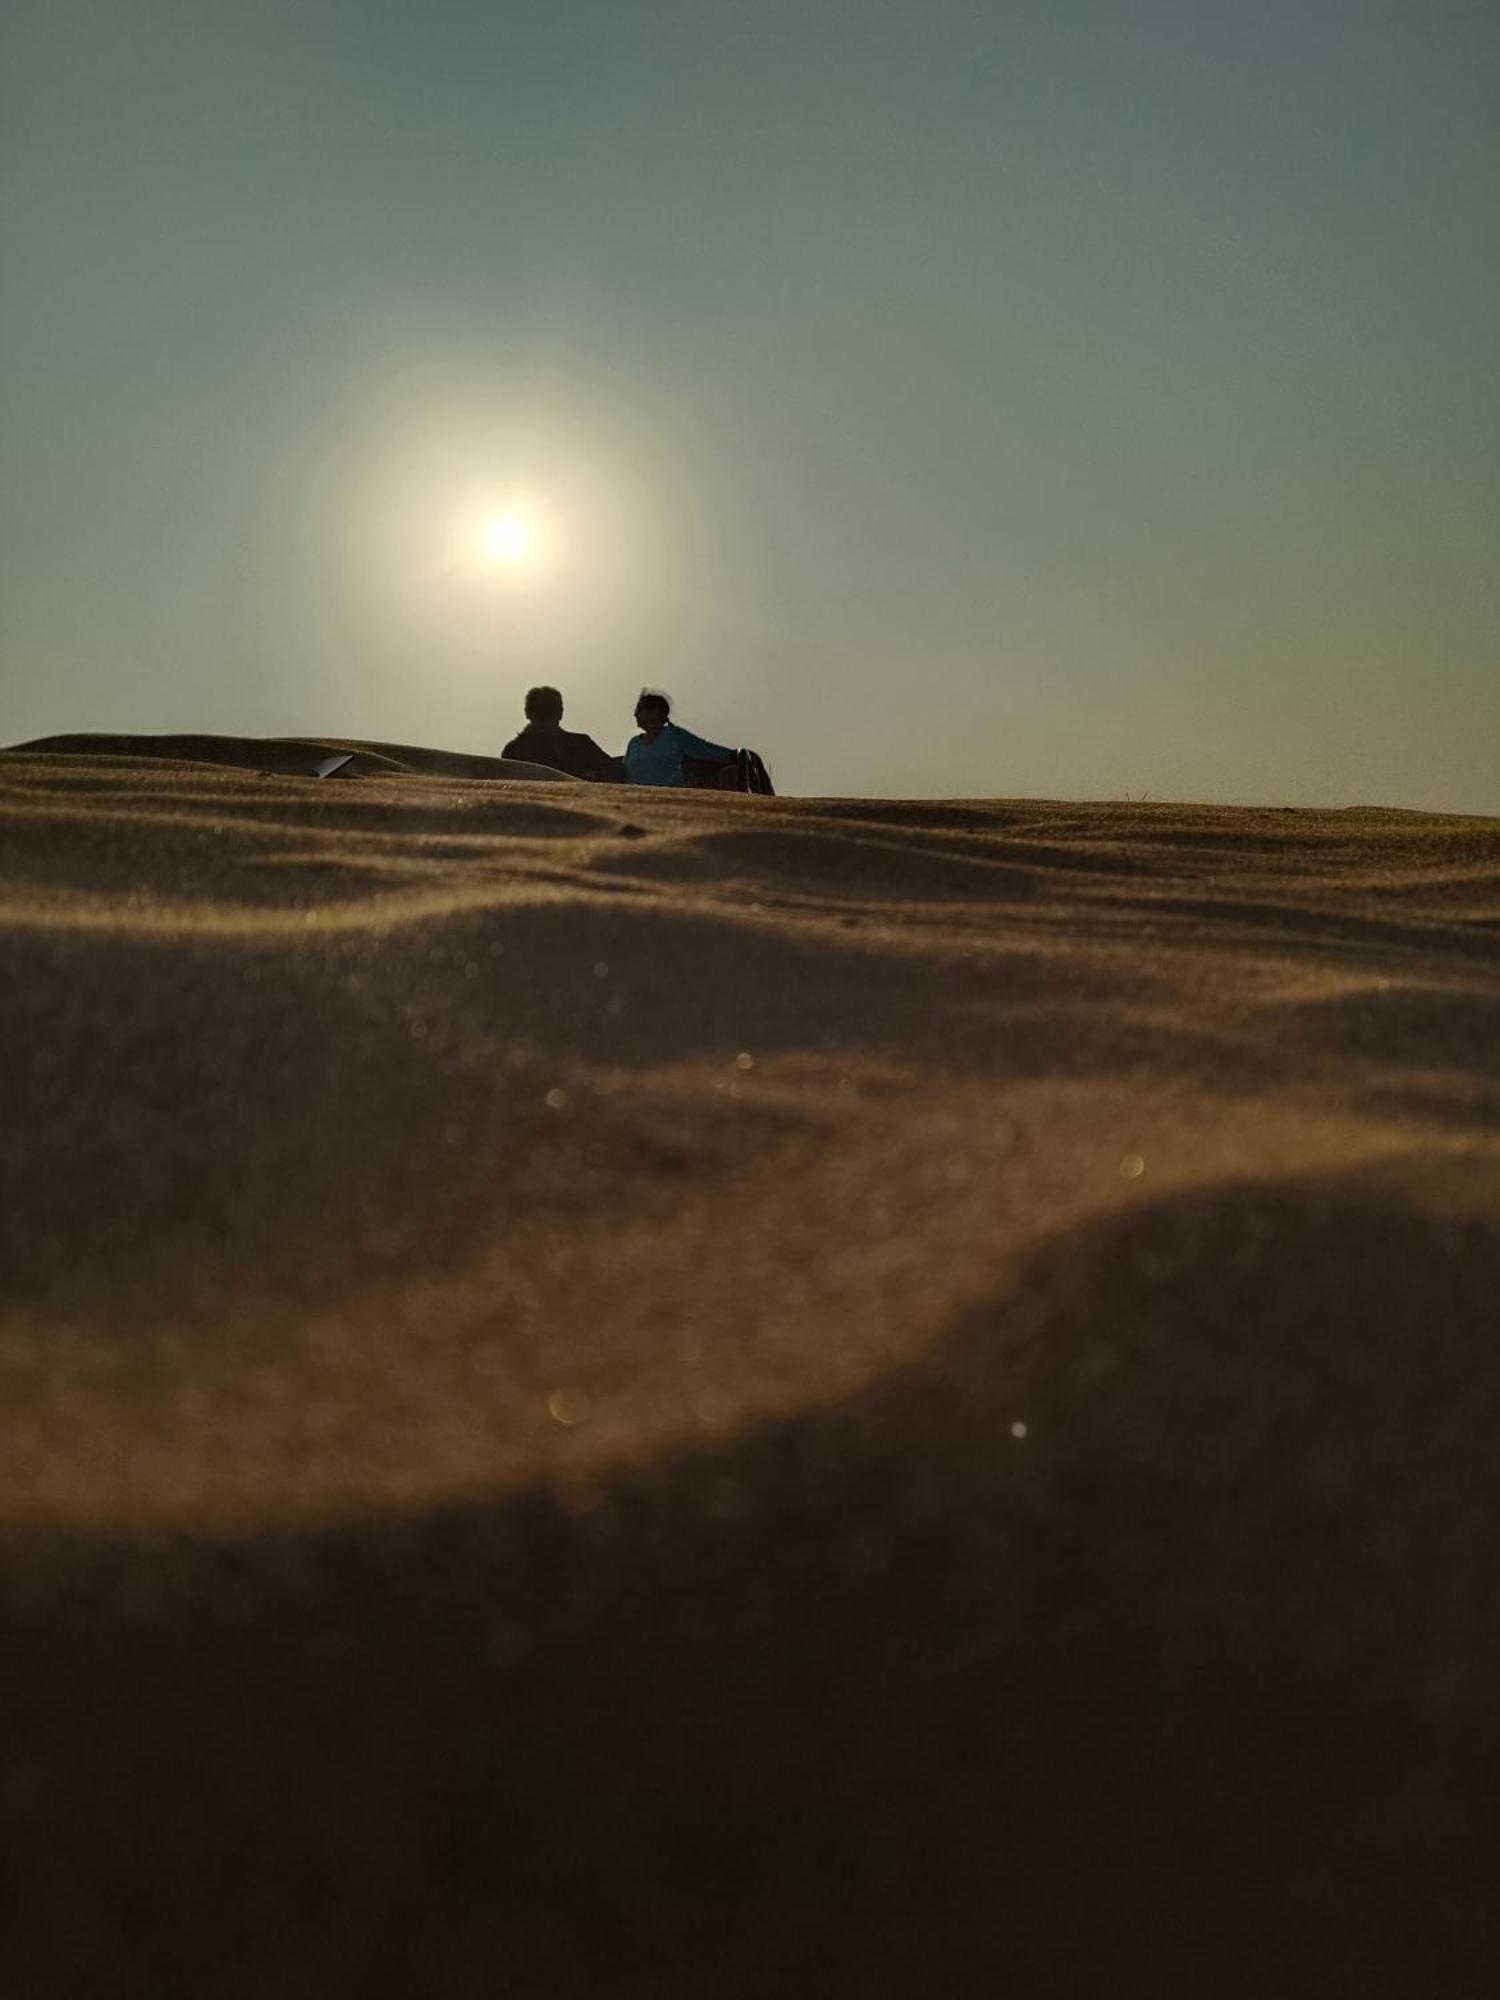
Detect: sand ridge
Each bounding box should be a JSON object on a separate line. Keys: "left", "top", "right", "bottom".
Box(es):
{"left": 3, "top": 734, "right": 1499, "bottom": 1996}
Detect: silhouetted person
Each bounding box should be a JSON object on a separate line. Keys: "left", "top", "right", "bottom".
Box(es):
{"left": 623, "top": 690, "right": 735, "bottom": 787}
{"left": 503, "top": 687, "right": 621, "bottom": 782}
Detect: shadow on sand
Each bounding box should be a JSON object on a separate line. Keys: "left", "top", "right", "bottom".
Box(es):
{"left": 5, "top": 1156, "right": 1499, "bottom": 1998}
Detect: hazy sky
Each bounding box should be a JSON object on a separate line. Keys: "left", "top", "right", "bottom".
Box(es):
{"left": 3, "top": 0, "right": 1496, "bottom": 808}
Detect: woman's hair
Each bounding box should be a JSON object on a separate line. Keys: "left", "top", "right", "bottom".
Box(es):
{"left": 637, "top": 688, "right": 671, "bottom": 719}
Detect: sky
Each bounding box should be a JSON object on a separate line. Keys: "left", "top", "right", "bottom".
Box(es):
{"left": 2, "top": 0, "right": 1496, "bottom": 809}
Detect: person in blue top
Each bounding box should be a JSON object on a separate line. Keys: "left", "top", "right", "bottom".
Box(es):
{"left": 623, "top": 690, "right": 735, "bottom": 787}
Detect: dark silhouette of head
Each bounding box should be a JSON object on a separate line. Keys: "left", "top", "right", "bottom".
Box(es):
{"left": 524, "top": 686, "right": 564, "bottom": 727}
{"left": 635, "top": 690, "right": 670, "bottom": 737}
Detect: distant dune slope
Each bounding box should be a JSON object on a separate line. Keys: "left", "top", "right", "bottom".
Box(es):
{"left": 2, "top": 739, "right": 1499, "bottom": 1998}
{"left": 12, "top": 729, "right": 573, "bottom": 783}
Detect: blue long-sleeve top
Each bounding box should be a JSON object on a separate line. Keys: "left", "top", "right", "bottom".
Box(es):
{"left": 623, "top": 721, "right": 734, "bottom": 787}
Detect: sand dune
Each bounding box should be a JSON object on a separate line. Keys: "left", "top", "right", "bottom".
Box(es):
{"left": 3, "top": 733, "right": 1499, "bottom": 1996}
{"left": 17, "top": 728, "right": 574, "bottom": 784}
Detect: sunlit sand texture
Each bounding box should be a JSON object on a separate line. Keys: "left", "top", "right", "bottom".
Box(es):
{"left": 3, "top": 735, "right": 1500, "bottom": 1997}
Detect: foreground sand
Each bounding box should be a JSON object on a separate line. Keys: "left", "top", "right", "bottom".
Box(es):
{"left": 3, "top": 732, "right": 1499, "bottom": 1996}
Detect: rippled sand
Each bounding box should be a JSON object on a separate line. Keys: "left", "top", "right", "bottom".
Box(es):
{"left": 4, "top": 732, "right": 1499, "bottom": 1996}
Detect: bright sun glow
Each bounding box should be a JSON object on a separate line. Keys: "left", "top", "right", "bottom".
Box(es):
{"left": 484, "top": 511, "right": 531, "bottom": 563}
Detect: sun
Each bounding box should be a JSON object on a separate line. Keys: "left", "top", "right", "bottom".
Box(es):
{"left": 484, "top": 511, "right": 531, "bottom": 564}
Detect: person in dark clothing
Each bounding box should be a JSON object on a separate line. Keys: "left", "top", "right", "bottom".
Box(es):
{"left": 502, "top": 687, "right": 622, "bottom": 781}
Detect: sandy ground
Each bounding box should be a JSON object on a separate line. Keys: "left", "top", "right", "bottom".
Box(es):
{"left": 3, "top": 731, "right": 1499, "bottom": 1996}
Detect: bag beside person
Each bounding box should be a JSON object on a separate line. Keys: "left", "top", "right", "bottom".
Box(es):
{"left": 681, "top": 748, "right": 776, "bottom": 795}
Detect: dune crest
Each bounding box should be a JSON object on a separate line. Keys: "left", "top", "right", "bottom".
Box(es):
{"left": 13, "top": 728, "right": 575, "bottom": 784}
